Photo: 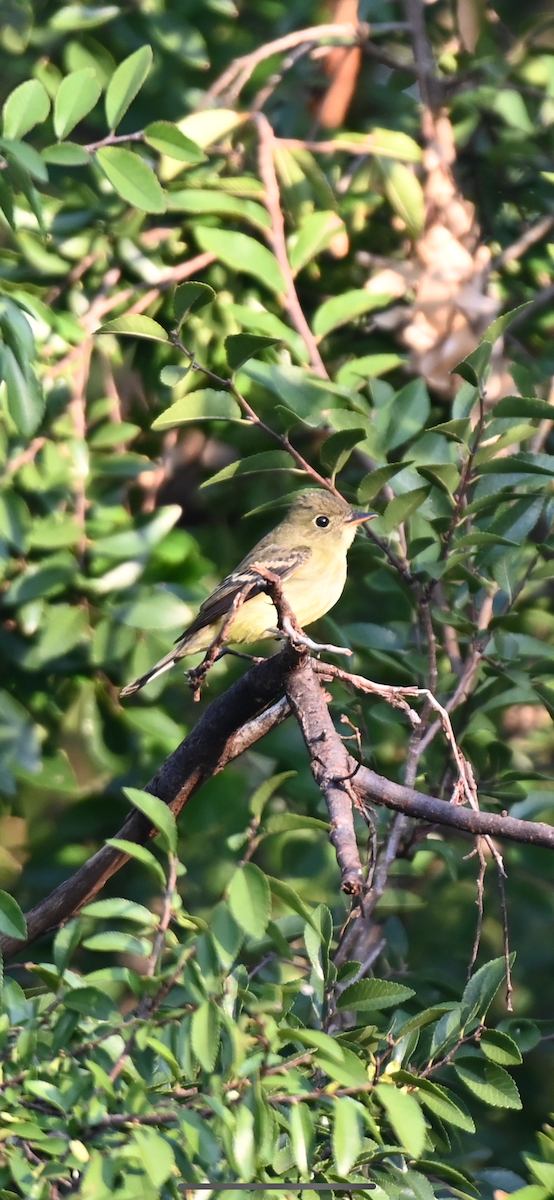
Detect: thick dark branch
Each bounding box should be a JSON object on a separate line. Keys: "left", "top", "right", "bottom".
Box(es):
{"left": 1, "top": 649, "right": 298, "bottom": 962}
{"left": 354, "top": 766, "right": 554, "bottom": 849}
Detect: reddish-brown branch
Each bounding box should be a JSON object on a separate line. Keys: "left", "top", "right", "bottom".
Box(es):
{"left": 255, "top": 113, "right": 328, "bottom": 378}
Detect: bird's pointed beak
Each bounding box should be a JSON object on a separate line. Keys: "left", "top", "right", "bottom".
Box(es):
{"left": 343, "top": 511, "right": 377, "bottom": 526}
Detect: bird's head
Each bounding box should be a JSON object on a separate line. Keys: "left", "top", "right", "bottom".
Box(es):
{"left": 283, "top": 490, "right": 376, "bottom": 547}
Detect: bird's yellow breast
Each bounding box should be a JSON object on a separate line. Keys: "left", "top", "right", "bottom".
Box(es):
{"left": 226, "top": 543, "right": 348, "bottom": 644}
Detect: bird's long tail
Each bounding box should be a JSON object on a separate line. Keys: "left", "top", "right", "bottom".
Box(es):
{"left": 120, "top": 643, "right": 187, "bottom": 697}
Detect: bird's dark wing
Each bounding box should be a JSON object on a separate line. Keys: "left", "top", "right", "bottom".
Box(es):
{"left": 175, "top": 544, "right": 311, "bottom": 645}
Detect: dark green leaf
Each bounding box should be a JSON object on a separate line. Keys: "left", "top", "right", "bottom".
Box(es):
{"left": 122, "top": 785, "right": 177, "bottom": 854}
{"left": 201, "top": 450, "right": 299, "bottom": 487}
{"left": 63, "top": 987, "right": 117, "bottom": 1018}
{"left": 1, "top": 345, "right": 44, "bottom": 437}
{"left": 320, "top": 428, "right": 367, "bottom": 475}
{"left": 461, "top": 956, "right": 512, "bottom": 1025}
{"left": 452, "top": 342, "right": 492, "bottom": 386}
{"left": 173, "top": 280, "right": 216, "bottom": 325}
{"left": 491, "top": 395, "right": 554, "bottom": 420}
{"left": 454, "top": 1056, "right": 522, "bottom": 1109}
{"left": 479, "top": 1029, "right": 522, "bottom": 1065}
{"left": 383, "top": 487, "right": 429, "bottom": 533}
{"left": 357, "top": 462, "right": 410, "bottom": 503}
{"left": 337, "top": 978, "right": 415, "bottom": 1011}
{"left": 226, "top": 333, "right": 278, "bottom": 371}
{"left": 105, "top": 838, "right": 166, "bottom": 886}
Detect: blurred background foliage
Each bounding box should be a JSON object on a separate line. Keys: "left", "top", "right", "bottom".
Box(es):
{"left": 3, "top": 0, "right": 554, "bottom": 1192}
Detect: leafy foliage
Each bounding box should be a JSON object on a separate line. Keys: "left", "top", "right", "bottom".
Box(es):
{"left": 1, "top": 0, "right": 554, "bottom": 1194}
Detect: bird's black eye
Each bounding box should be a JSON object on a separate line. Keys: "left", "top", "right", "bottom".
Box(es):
{"left": 315, "top": 515, "right": 330, "bottom": 528}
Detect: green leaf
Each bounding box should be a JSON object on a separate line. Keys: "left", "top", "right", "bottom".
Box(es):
{"left": 377, "top": 157, "right": 424, "bottom": 236}
{"left": 332, "top": 1096, "right": 364, "bottom": 1176}
{"left": 105, "top": 45, "right": 152, "bottom": 131}
{"left": 226, "top": 333, "right": 278, "bottom": 371}
{"left": 152, "top": 389, "right": 241, "bottom": 431}
{"left": 41, "top": 141, "right": 91, "bottom": 165}
{"left": 174, "top": 280, "right": 216, "bottom": 325}
{"left": 375, "top": 1082, "right": 426, "bottom": 1158}
{"left": 24, "top": 1080, "right": 67, "bottom": 1112}
{"left": 358, "top": 463, "right": 409, "bottom": 503}
{"left": 227, "top": 302, "right": 309, "bottom": 363}
{"left": 144, "top": 121, "right": 205, "bottom": 162}
{"left": 383, "top": 487, "right": 430, "bottom": 533}
{"left": 417, "top": 463, "right": 460, "bottom": 497}
{"left": 105, "top": 838, "right": 166, "bottom": 886}
{"left": 491, "top": 395, "right": 553, "bottom": 420}
{"left": 195, "top": 225, "right": 286, "bottom": 294}
{"left": 1, "top": 136, "right": 49, "bottom": 182}
{"left": 201, "top": 449, "right": 299, "bottom": 487}
{"left": 336, "top": 353, "right": 405, "bottom": 388}
{"left": 62, "top": 986, "right": 117, "bottom": 1018}
{"left": 454, "top": 531, "right": 518, "bottom": 549}
{"left": 0, "top": 172, "right": 15, "bottom": 228}
{"left": 279, "top": 1026, "right": 345, "bottom": 1063}
{"left": 267, "top": 874, "right": 317, "bottom": 928}
{"left": 53, "top": 69, "right": 101, "bottom": 139}
{"left": 2, "top": 79, "right": 50, "bottom": 140}
{"left": 50, "top": 5, "right": 120, "bottom": 31}
{"left": 452, "top": 341, "right": 493, "bottom": 386}
{"left": 475, "top": 453, "right": 554, "bottom": 477}
{"left": 29, "top": 604, "right": 88, "bottom": 666}
{"left": 0, "top": 890, "right": 26, "bottom": 940}
{"left": 454, "top": 1056, "right": 522, "bottom": 1109}
{"left": 211, "top": 902, "right": 243, "bottom": 970}
{"left": 313, "top": 289, "right": 392, "bottom": 338}
{"left": 82, "top": 897, "right": 157, "bottom": 925}
{"left": 362, "top": 126, "right": 422, "bottom": 161}
{"left": 290, "top": 1102, "right": 313, "bottom": 1176}
{"left": 479, "top": 302, "right": 534, "bottom": 345}
{"left": 461, "top": 956, "right": 511, "bottom": 1025}
{"left": 479, "top": 1029, "right": 522, "bottom": 1065}
{"left": 233, "top": 1103, "right": 255, "bottom": 1180}
{"left": 122, "top": 786, "right": 177, "bottom": 854}
{"left": 249, "top": 771, "right": 296, "bottom": 818}
{"left": 337, "top": 978, "right": 415, "bottom": 1011}
{"left": 167, "top": 188, "right": 269, "bottom": 230}
{"left": 82, "top": 930, "right": 151, "bottom": 955}
{"left": 97, "top": 314, "right": 168, "bottom": 341}
{"left": 132, "top": 1127, "right": 175, "bottom": 1188}
{"left": 228, "top": 863, "right": 271, "bottom": 940}
{"left": 394, "top": 1071, "right": 475, "bottom": 1132}
{"left": 264, "top": 812, "right": 330, "bottom": 835}
{"left": 191, "top": 999, "right": 221, "bottom": 1072}
{"left": 96, "top": 145, "right": 166, "bottom": 213}
{"left": 1, "top": 344, "right": 44, "bottom": 437}
{"left": 319, "top": 428, "right": 366, "bottom": 476}
{"left": 289, "top": 210, "right": 345, "bottom": 274}
{"left": 427, "top": 417, "right": 472, "bottom": 442}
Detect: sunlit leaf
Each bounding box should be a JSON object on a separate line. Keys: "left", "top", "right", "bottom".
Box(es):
{"left": 96, "top": 145, "right": 166, "bottom": 212}
{"left": 105, "top": 45, "right": 152, "bottom": 131}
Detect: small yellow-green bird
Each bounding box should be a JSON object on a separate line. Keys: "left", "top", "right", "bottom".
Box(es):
{"left": 120, "top": 489, "right": 375, "bottom": 696}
